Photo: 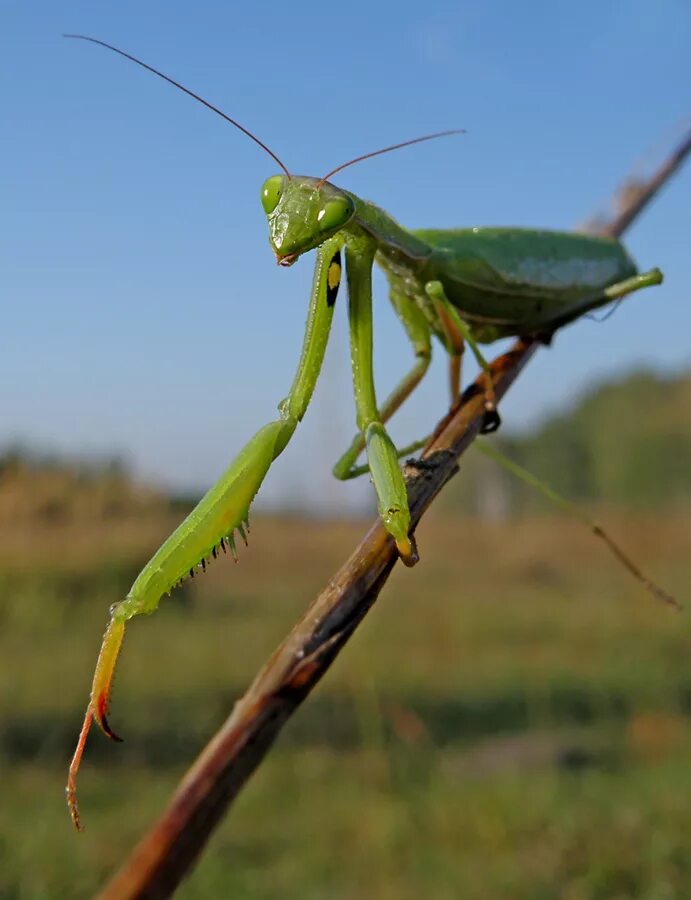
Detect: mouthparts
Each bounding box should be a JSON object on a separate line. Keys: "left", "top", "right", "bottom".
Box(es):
{"left": 277, "top": 254, "right": 298, "bottom": 267}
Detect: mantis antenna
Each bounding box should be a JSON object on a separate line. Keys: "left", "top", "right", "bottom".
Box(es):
{"left": 318, "top": 129, "right": 466, "bottom": 186}
{"left": 62, "top": 34, "right": 292, "bottom": 177}
{"left": 64, "top": 35, "right": 464, "bottom": 186}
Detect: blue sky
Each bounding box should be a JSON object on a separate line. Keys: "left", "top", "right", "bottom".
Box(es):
{"left": 3, "top": 1, "right": 690, "bottom": 511}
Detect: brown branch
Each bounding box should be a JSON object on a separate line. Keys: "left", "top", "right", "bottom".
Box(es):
{"left": 97, "top": 130, "right": 691, "bottom": 900}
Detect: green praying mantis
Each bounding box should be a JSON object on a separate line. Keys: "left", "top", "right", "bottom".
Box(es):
{"left": 64, "top": 36, "right": 672, "bottom": 830}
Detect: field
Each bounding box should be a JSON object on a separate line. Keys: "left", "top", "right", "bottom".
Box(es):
{"left": 1, "top": 506, "right": 689, "bottom": 898}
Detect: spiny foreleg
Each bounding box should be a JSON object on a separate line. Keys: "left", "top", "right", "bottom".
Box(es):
{"left": 67, "top": 236, "right": 343, "bottom": 830}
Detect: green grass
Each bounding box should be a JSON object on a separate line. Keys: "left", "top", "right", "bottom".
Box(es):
{"left": 1, "top": 510, "right": 689, "bottom": 898}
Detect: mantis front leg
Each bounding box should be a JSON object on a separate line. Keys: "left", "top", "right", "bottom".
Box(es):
{"left": 67, "top": 236, "right": 343, "bottom": 829}
{"left": 345, "top": 241, "right": 418, "bottom": 566}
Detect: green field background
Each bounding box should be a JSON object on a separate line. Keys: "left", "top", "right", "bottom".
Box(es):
{"left": 1, "top": 497, "right": 689, "bottom": 898}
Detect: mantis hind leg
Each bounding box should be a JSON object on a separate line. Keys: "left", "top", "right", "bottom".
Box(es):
{"left": 430, "top": 293, "right": 465, "bottom": 403}
{"left": 603, "top": 268, "right": 663, "bottom": 299}
{"left": 475, "top": 438, "right": 679, "bottom": 610}
{"left": 546, "top": 268, "right": 663, "bottom": 332}
{"left": 333, "top": 289, "right": 432, "bottom": 481}
{"left": 425, "top": 280, "right": 500, "bottom": 433}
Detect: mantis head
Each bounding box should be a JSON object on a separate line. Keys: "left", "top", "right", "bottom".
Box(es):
{"left": 261, "top": 176, "right": 355, "bottom": 266}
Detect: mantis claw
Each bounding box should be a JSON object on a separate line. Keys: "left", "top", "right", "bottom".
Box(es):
{"left": 481, "top": 408, "right": 501, "bottom": 434}
{"left": 95, "top": 704, "right": 124, "bottom": 743}
{"left": 90, "top": 617, "right": 126, "bottom": 733}
{"left": 395, "top": 533, "right": 419, "bottom": 567}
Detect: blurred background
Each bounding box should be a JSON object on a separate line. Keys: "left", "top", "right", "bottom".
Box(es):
{"left": 2, "top": 2, "right": 690, "bottom": 897}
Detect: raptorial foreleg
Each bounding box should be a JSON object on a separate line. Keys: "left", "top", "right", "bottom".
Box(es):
{"left": 67, "top": 236, "right": 343, "bottom": 829}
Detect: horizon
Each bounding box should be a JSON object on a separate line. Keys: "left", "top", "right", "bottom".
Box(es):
{"left": 3, "top": 363, "right": 688, "bottom": 517}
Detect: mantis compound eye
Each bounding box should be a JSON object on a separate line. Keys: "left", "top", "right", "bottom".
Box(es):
{"left": 261, "top": 175, "right": 284, "bottom": 214}
{"left": 317, "top": 195, "right": 354, "bottom": 232}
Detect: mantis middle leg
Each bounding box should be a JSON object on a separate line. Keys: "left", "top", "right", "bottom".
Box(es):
{"left": 425, "top": 280, "right": 500, "bottom": 432}
{"left": 333, "top": 289, "right": 432, "bottom": 481}
{"left": 344, "top": 241, "right": 418, "bottom": 566}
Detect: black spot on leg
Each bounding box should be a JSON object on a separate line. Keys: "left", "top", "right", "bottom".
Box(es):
{"left": 326, "top": 250, "right": 341, "bottom": 307}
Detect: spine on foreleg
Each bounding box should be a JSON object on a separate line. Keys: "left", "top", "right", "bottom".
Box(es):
{"left": 84, "top": 416, "right": 295, "bottom": 744}
{"left": 117, "top": 418, "right": 292, "bottom": 620}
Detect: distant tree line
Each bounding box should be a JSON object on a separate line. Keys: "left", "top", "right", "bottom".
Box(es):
{"left": 2, "top": 368, "right": 689, "bottom": 521}
{"left": 0, "top": 445, "right": 166, "bottom": 524}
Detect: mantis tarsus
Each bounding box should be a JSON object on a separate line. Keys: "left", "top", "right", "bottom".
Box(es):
{"left": 64, "top": 35, "right": 673, "bottom": 830}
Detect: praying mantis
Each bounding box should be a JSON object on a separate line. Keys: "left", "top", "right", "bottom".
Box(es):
{"left": 64, "top": 36, "right": 669, "bottom": 830}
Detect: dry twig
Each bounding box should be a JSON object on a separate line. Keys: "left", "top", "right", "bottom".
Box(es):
{"left": 98, "top": 130, "right": 691, "bottom": 900}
